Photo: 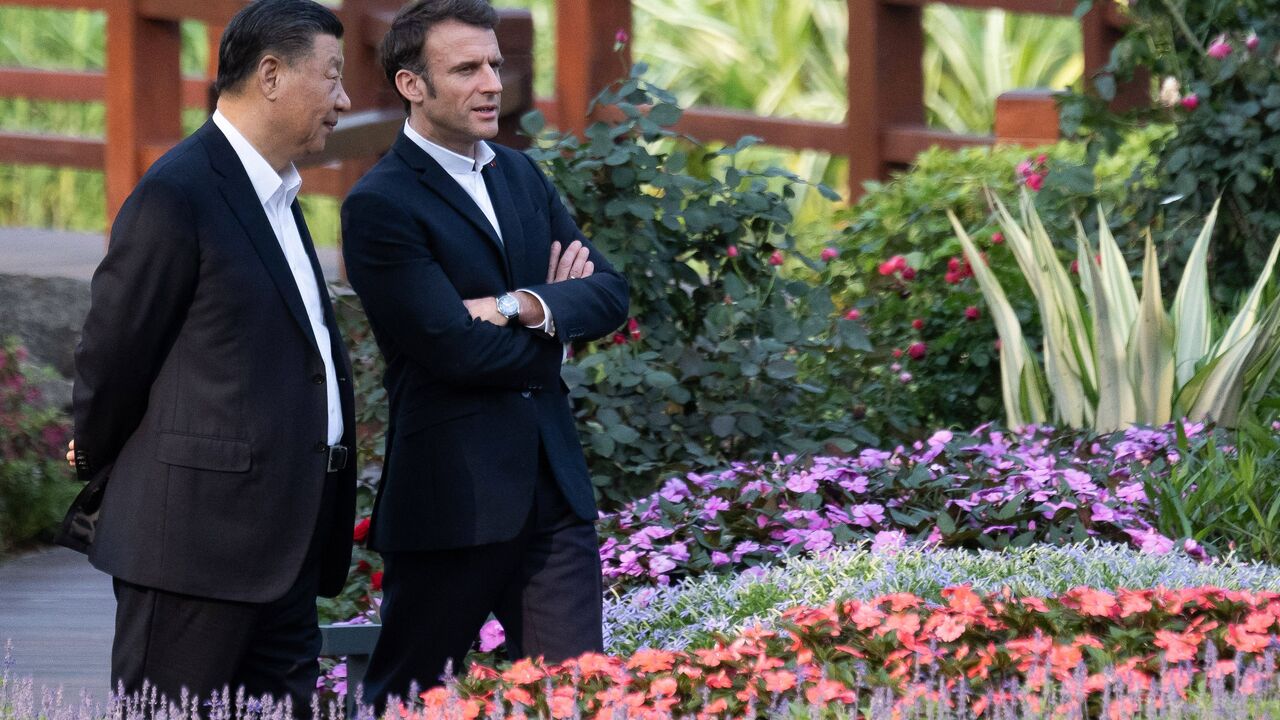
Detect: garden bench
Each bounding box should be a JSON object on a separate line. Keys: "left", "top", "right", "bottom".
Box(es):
{"left": 319, "top": 623, "right": 380, "bottom": 718}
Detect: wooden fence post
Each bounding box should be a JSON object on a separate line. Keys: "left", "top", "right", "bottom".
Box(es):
{"left": 104, "top": 0, "right": 183, "bottom": 224}
{"left": 847, "top": 0, "right": 925, "bottom": 201}
{"left": 553, "top": 0, "right": 631, "bottom": 136}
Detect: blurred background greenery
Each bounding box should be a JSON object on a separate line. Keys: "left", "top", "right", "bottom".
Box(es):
{"left": 0, "top": 1, "right": 1082, "bottom": 242}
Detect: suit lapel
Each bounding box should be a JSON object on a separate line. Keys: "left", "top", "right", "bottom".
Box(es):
{"left": 393, "top": 134, "right": 510, "bottom": 282}
{"left": 481, "top": 158, "right": 523, "bottom": 287}
{"left": 200, "top": 121, "right": 319, "bottom": 357}
{"left": 294, "top": 202, "right": 352, "bottom": 383}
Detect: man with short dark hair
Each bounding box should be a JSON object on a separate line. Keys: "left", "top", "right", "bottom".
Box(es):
{"left": 61, "top": 0, "right": 356, "bottom": 708}
{"left": 341, "top": 0, "right": 628, "bottom": 707}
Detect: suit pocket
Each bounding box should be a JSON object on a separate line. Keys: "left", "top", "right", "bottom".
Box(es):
{"left": 155, "top": 431, "right": 252, "bottom": 472}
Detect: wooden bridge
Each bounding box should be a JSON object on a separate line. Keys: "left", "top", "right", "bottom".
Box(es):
{"left": 0, "top": 0, "right": 1134, "bottom": 228}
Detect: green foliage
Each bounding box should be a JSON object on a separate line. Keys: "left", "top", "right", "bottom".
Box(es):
{"left": 819, "top": 138, "right": 1147, "bottom": 438}
{"left": 523, "top": 67, "right": 871, "bottom": 503}
{"left": 0, "top": 339, "right": 75, "bottom": 554}
{"left": 1061, "top": 0, "right": 1280, "bottom": 301}
{"left": 1144, "top": 419, "right": 1280, "bottom": 564}
{"left": 952, "top": 191, "right": 1280, "bottom": 431}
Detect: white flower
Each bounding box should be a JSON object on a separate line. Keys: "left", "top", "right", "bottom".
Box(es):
{"left": 1158, "top": 76, "right": 1181, "bottom": 108}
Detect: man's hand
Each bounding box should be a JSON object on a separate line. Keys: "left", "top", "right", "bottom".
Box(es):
{"left": 66, "top": 439, "right": 75, "bottom": 468}
{"left": 461, "top": 297, "right": 510, "bottom": 327}
{"left": 547, "top": 240, "right": 594, "bottom": 283}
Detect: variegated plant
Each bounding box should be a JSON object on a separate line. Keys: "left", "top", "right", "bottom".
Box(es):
{"left": 948, "top": 192, "right": 1280, "bottom": 431}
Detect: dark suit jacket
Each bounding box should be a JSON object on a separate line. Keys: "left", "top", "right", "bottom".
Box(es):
{"left": 62, "top": 120, "right": 357, "bottom": 603}
{"left": 341, "top": 134, "right": 628, "bottom": 552}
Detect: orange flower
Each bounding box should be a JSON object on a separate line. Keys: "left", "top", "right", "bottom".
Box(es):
{"left": 762, "top": 670, "right": 797, "bottom": 693}
{"left": 804, "top": 679, "right": 856, "bottom": 704}
{"left": 648, "top": 677, "right": 678, "bottom": 697}
{"left": 503, "top": 659, "right": 545, "bottom": 685}
{"left": 699, "top": 697, "right": 729, "bottom": 717}
{"left": 1225, "top": 623, "right": 1271, "bottom": 654}
{"left": 942, "top": 585, "right": 985, "bottom": 615}
{"left": 628, "top": 648, "right": 677, "bottom": 673}
{"left": 881, "top": 611, "right": 921, "bottom": 637}
{"left": 1153, "top": 629, "right": 1200, "bottom": 663}
{"left": 504, "top": 687, "right": 535, "bottom": 706}
{"left": 1117, "top": 589, "right": 1153, "bottom": 617}
{"left": 705, "top": 670, "right": 733, "bottom": 689}
{"left": 1244, "top": 610, "right": 1274, "bottom": 634}
{"left": 933, "top": 614, "right": 967, "bottom": 642}
{"left": 884, "top": 593, "right": 922, "bottom": 612}
{"left": 1066, "top": 587, "right": 1117, "bottom": 617}
{"left": 848, "top": 602, "right": 886, "bottom": 630}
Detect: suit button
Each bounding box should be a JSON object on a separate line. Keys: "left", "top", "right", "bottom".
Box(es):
{"left": 521, "top": 391, "right": 532, "bottom": 398}
{"left": 314, "top": 441, "right": 327, "bottom": 453}
{"left": 312, "top": 373, "right": 324, "bottom": 385}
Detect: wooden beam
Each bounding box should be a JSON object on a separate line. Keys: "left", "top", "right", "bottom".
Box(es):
{"left": 136, "top": 0, "right": 242, "bottom": 24}
{"left": 0, "top": 0, "right": 106, "bottom": 9}
{"left": 882, "top": 0, "right": 1077, "bottom": 14}
{"left": 674, "top": 108, "right": 846, "bottom": 153}
{"left": 882, "top": 124, "right": 992, "bottom": 165}
{"left": 0, "top": 131, "right": 103, "bottom": 169}
{"left": 0, "top": 67, "right": 210, "bottom": 108}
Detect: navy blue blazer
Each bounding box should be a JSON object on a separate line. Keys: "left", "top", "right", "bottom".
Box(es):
{"left": 64, "top": 120, "right": 357, "bottom": 602}
{"left": 341, "top": 134, "right": 628, "bottom": 552}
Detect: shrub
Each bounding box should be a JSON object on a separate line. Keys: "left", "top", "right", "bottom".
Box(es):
{"left": 522, "top": 67, "right": 872, "bottom": 503}
{"left": 0, "top": 338, "right": 74, "bottom": 554}
{"left": 1062, "top": 0, "right": 1280, "bottom": 302}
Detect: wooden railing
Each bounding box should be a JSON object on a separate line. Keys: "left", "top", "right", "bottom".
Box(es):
{"left": 0, "top": 0, "right": 1133, "bottom": 223}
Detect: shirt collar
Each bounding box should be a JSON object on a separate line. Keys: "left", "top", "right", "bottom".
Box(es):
{"left": 402, "top": 120, "right": 495, "bottom": 174}
{"left": 212, "top": 110, "right": 302, "bottom": 208}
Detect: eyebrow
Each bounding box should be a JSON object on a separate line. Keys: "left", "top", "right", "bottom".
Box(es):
{"left": 448, "top": 56, "right": 504, "bottom": 72}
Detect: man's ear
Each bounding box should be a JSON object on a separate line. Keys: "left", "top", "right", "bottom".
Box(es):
{"left": 256, "top": 54, "right": 284, "bottom": 101}
{"left": 394, "top": 68, "right": 423, "bottom": 106}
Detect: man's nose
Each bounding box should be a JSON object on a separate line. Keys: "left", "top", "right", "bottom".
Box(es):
{"left": 481, "top": 65, "right": 503, "bottom": 95}
{"left": 335, "top": 81, "right": 352, "bottom": 112}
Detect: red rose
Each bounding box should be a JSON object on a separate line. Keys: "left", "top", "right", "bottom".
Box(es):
{"left": 964, "top": 306, "right": 980, "bottom": 321}
{"left": 353, "top": 517, "right": 370, "bottom": 542}
{"left": 911, "top": 319, "right": 924, "bottom": 330}
{"left": 901, "top": 267, "right": 917, "bottom": 280}
{"left": 370, "top": 571, "right": 384, "bottom": 592}
{"left": 908, "top": 342, "right": 926, "bottom": 360}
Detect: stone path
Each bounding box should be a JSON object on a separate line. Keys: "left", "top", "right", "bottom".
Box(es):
{"left": 0, "top": 227, "right": 342, "bottom": 281}
{"left": 0, "top": 546, "right": 114, "bottom": 703}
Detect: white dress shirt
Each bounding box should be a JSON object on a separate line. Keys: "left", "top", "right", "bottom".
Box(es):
{"left": 212, "top": 110, "right": 344, "bottom": 445}
{"left": 402, "top": 122, "right": 556, "bottom": 336}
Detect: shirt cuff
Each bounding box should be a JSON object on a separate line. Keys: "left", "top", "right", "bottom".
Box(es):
{"left": 518, "top": 289, "right": 555, "bottom": 337}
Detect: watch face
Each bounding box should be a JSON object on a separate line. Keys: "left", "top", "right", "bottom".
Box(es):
{"left": 498, "top": 294, "right": 520, "bottom": 318}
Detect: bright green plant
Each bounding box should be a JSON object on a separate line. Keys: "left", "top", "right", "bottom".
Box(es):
{"left": 951, "top": 190, "right": 1280, "bottom": 430}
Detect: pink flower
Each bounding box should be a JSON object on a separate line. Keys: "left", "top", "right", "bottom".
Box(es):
{"left": 907, "top": 342, "right": 926, "bottom": 360}
{"left": 1181, "top": 93, "right": 1200, "bottom": 110}
{"left": 901, "top": 266, "right": 917, "bottom": 280}
{"left": 898, "top": 371, "right": 912, "bottom": 384}
{"left": 1246, "top": 32, "right": 1260, "bottom": 52}
{"left": 850, "top": 503, "right": 885, "bottom": 527}
{"left": 892, "top": 348, "right": 903, "bottom": 359}
{"left": 991, "top": 232, "right": 1004, "bottom": 245}
{"left": 964, "top": 306, "right": 980, "bottom": 321}
{"left": 1025, "top": 172, "right": 1045, "bottom": 192}
{"left": 478, "top": 619, "right": 505, "bottom": 652}
{"left": 804, "top": 529, "right": 834, "bottom": 553}
{"left": 711, "top": 551, "right": 731, "bottom": 566}
{"left": 1208, "top": 35, "right": 1232, "bottom": 59}
{"left": 768, "top": 250, "right": 784, "bottom": 266}
{"left": 871, "top": 530, "right": 907, "bottom": 555}
{"left": 726, "top": 244, "right": 739, "bottom": 258}
{"left": 820, "top": 247, "right": 839, "bottom": 262}
{"left": 845, "top": 308, "right": 861, "bottom": 321}
{"left": 1016, "top": 160, "right": 1033, "bottom": 177}
{"left": 911, "top": 318, "right": 924, "bottom": 330}
{"left": 785, "top": 473, "right": 819, "bottom": 494}
{"left": 615, "top": 28, "right": 629, "bottom": 45}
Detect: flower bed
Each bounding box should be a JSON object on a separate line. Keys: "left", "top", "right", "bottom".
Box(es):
{"left": 604, "top": 542, "right": 1280, "bottom": 655}
{"left": 598, "top": 422, "right": 1209, "bottom": 590}
{"left": 413, "top": 586, "right": 1280, "bottom": 719}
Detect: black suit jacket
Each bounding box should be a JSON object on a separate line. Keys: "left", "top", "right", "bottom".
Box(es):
{"left": 62, "top": 120, "right": 357, "bottom": 603}
{"left": 341, "top": 134, "right": 628, "bottom": 552}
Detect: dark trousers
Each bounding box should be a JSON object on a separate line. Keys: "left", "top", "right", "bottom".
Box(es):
{"left": 110, "top": 472, "right": 338, "bottom": 714}
{"left": 362, "top": 463, "right": 603, "bottom": 710}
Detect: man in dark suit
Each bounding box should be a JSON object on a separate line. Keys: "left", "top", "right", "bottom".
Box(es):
{"left": 61, "top": 0, "right": 357, "bottom": 709}
{"left": 340, "top": 0, "right": 628, "bottom": 707}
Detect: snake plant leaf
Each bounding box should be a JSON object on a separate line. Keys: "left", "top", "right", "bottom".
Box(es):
{"left": 1078, "top": 227, "right": 1136, "bottom": 432}
{"left": 1128, "top": 231, "right": 1174, "bottom": 425}
{"left": 949, "top": 209, "right": 1047, "bottom": 428}
{"left": 1171, "top": 197, "right": 1220, "bottom": 387}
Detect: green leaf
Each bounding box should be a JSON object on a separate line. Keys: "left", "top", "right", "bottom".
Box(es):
{"left": 645, "top": 370, "right": 678, "bottom": 389}
{"left": 607, "top": 424, "right": 640, "bottom": 445}
{"left": 764, "top": 360, "right": 798, "bottom": 380}
{"left": 710, "top": 414, "right": 736, "bottom": 437}
{"left": 647, "top": 103, "right": 683, "bottom": 126}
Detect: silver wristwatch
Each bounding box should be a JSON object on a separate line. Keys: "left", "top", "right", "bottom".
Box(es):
{"left": 496, "top": 293, "right": 521, "bottom": 322}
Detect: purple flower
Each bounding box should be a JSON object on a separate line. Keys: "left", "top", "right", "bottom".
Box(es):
{"left": 850, "top": 503, "right": 885, "bottom": 527}
{"left": 785, "top": 472, "right": 819, "bottom": 494}
{"left": 804, "top": 530, "right": 834, "bottom": 553}
{"left": 478, "top": 619, "right": 505, "bottom": 652}
{"left": 699, "top": 496, "right": 731, "bottom": 520}
{"left": 648, "top": 553, "right": 676, "bottom": 576}
{"left": 732, "top": 541, "right": 760, "bottom": 562}
{"left": 711, "top": 551, "right": 731, "bottom": 566}
{"left": 871, "top": 530, "right": 907, "bottom": 555}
